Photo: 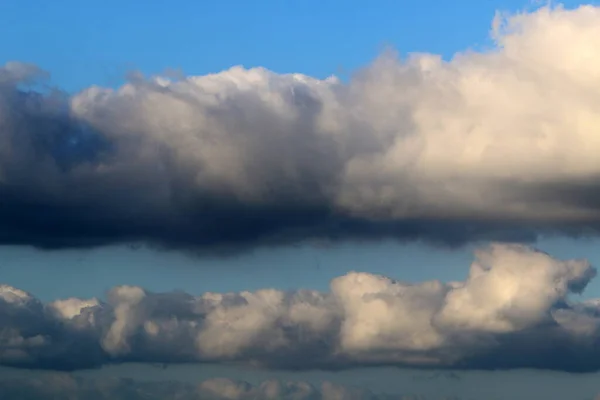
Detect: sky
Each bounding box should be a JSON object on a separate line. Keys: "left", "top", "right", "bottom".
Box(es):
{"left": 0, "top": 0, "right": 544, "bottom": 92}
{"left": 4, "top": 0, "right": 600, "bottom": 399}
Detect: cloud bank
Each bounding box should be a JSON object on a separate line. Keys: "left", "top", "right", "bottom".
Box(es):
{"left": 0, "top": 374, "right": 451, "bottom": 400}
{"left": 3, "top": 5, "right": 600, "bottom": 252}
{"left": 2, "top": 244, "right": 600, "bottom": 372}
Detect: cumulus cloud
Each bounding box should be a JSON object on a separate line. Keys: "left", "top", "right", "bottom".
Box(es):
{"left": 1, "top": 244, "right": 600, "bottom": 372}
{"left": 4, "top": 5, "right": 600, "bottom": 252}
{"left": 0, "top": 374, "right": 446, "bottom": 400}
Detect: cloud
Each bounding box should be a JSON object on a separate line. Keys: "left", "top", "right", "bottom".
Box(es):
{"left": 1, "top": 244, "right": 600, "bottom": 372}
{"left": 3, "top": 5, "right": 600, "bottom": 252}
{"left": 0, "top": 374, "right": 447, "bottom": 400}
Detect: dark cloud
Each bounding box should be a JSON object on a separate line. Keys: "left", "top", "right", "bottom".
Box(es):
{"left": 3, "top": 6, "right": 600, "bottom": 253}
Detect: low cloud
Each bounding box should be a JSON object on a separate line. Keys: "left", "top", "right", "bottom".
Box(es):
{"left": 1, "top": 244, "right": 600, "bottom": 372}
{"left": 0, "top": 374, "right": 453, "bottom": 400}
{"left": 3, "top": 5, "right": 600, "bottom": 252}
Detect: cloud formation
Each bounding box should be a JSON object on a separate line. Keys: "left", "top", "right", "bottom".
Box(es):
{"left": 0, "top": 374, "right": 449, "bottom": 400}
{"left": 3, "top": 5, "right": 600, "bottom": 252}
{"left": 1, "top": 244, "right": 600, "bottom": 372}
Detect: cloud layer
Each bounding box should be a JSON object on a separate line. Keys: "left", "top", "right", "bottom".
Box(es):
{"left": 0, "top": 374, "right": 451, "bottom": 400}
{"left": 2, "top": 244, "right": 600, "bottom": 372}
{"left": 3, "top": 5, "right": 600, "bottom": 252}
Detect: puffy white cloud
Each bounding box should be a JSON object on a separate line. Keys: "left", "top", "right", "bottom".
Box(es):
{"left": 1, "top": 244, "right": 600, "bottom": 372}
{"left": 436, "top": 245, "right": 594, "bottom": 333}
{"left": 47, "top": 297, "right": 100, "bottom": 320}
{"left": 4, "top": 5, "right": 600, "bottom": 251}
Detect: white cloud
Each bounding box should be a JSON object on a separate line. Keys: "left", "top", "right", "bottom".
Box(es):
{"left": 0, "top": 244, "right": 599, "bottom": 372}
{"left": 47, "top": 297, "right": 100, "bottom": 320}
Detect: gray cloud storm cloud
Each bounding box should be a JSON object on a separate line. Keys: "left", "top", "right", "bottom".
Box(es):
{"left": 2, "top": 244, "right": 600, "bottom": 372}
{"left": 3, "top": 5, "right": 600, "bottom": 252}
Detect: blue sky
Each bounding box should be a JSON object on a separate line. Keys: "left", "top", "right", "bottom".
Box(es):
{"left": 1, "top": 0, "right": 582, "bottom": 92}
{"left": 3, "top": 238, "right": 600, "bottom": 302}
{"left": 4, "top": 1, "right": 600, "bottom": 399}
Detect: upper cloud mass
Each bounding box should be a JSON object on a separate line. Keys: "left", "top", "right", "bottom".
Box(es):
{"left": 2, "top": 5, "right": 600, "bottom": 252}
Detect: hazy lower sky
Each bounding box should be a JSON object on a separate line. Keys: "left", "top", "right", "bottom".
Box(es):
{"left": 1, "top": 237, "right": 600, "bottom": 302}
{"left": 3, "top": 1, "right": 600, "bottom": 399}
